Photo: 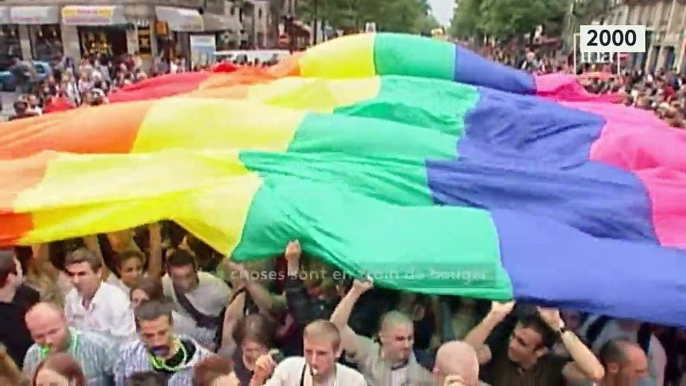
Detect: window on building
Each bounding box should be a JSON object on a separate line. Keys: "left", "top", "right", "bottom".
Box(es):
{"left": 77, "top": 26, "right": 128, "bottom": 59}
{"left": 258, "top": 8, "right": 263, "bottom": 19}
{"left": 30, "top": 25, "right": 63, "bottom": 62}
{"left": 646, "top": 4, "right": 655, "bottom": 26}
{"left": 627, "top": 6, "right": 635, "bottom": 24}
{"left": 660, "top": 2, "right": 670, "bottom": 24}
{"left": 674, "top": 3, "right": 685, "bottom": 26}
{"left": 0, "top": 25, "right": 22, "bottom": 71}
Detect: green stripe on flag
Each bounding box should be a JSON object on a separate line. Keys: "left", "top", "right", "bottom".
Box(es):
{"left": 336, "top": 76, "right": 477, "bottom": 138}
{"left": 233, "top": 177, "right": 511, "bottom": 299}
{"left": 233, "top": 75, "right": 512, "bottom": 299}
{"left": 374, "top": 34, "right": 456, "bottom": 80}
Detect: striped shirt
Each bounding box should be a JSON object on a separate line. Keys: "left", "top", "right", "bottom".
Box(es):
{"left": 23, "top": 328, "right": 118, "bottom": 385}
{"left": 114, "top": 337, "right": 213, "bottom": 385}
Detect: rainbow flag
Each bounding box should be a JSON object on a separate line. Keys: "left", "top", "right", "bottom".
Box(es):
{"left": 1, "top": 33, "right": 685, "bottom": 326}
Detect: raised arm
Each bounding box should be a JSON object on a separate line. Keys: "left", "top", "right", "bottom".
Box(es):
{"left": 330, "top": 279, "right": 374, "bottom": 360}
{"left": 463, "top": 301, "right": 514, "bottom": 364}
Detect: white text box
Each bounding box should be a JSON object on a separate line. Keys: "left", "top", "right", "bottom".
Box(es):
{"left": 580, "top": 25, "right": 646, "bottom": 53}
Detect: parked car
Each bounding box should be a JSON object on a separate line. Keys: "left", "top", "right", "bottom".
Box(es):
{"left": 0, "top": 61, "right": 51, "bottom": 92}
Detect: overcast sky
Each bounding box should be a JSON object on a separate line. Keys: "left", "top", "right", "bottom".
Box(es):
{"left": 428, "top": 0, "right": 454, "bottom": 26}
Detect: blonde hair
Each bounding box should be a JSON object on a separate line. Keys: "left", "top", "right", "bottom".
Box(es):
{"left": 303, "top": 320, "right": 341, "bottom": 350}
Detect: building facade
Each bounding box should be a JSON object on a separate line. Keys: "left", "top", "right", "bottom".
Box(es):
{"left": 602, "top": 0, "right": 686, "bottom": 72}
{"left": 222, "top": 0, "right": 299, "bottom": 50}
{"left": 0, "top": 0, "right": 237, "bottom": 69}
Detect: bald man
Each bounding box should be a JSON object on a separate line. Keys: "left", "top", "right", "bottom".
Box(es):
{"left": 433, "top": 341, "right": 482, "bottom": 386}
{"left": 22, "top": 302, "right": 118, "bottom": 384}
{"left": 597, "top": 338, "right": 651, "bottom": 386}
{"left": 331, "top": 280, "right": 434, "bottom": 385}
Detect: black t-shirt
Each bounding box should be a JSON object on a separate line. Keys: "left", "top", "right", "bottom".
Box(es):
{"left": 0, "top": 285, "right": 39, "bottom": 368}
{"left": 480, "top": 344, "right": 568, "bottom": 386}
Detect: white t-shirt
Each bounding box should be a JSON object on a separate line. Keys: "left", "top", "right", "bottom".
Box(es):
{"left": 265, "top": 357, "right": 366, "bottom": 386}
{"left": 64, "top": 281, "right": 136, "bottom": 343}
{"left": 162, "top": 271, "right": 230, "bottom": 318}
{"left": 162, "top": 271, "right": 230, "bottom": 349}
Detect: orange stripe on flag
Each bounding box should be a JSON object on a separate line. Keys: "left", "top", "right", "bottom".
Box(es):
{"left": 185, "top": 85, "right": 251, "bottom": 99}
{"left": 268, "top": 54, "right": 301, "bottom": 78}
{"left": 0, "top": 152, "right": 56, "bottom": 244}
{"left": 108, "top": 72, "right": 213, "bottom": 103}
{"left": 0, "top": 101, "right": 154, "bottom": 159}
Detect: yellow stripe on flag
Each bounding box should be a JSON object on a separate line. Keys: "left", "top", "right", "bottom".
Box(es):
{"left": 248, "top": 77, "right": 381, "bottom": 113}
{"left": 132, "top": 98, "right": 305, "bottom": 153}
{"left": 298, "top": 34, "right": 376, "bottom": 79}
{"left": 14, "top": 150, "right": 259, "bottom": 251}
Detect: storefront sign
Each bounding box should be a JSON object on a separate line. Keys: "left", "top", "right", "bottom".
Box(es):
{"left": 155, "top": 6, "right": 203, "bottom": 32}
{"left": 10, "top": 6, "right": 59, "bottom": 25}
{"left": 61, "top": 6, "right": 126, "bottom": 26}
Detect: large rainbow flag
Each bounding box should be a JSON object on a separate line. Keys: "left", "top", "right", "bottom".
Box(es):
{"left": 1, "top": 33, "right": 686, "bottom": 326}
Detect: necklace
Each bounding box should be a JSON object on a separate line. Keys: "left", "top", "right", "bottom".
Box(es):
{"left": 40, "top": 332, "right": 78, "bottom": 360}
{"left": 148, "top": 338, "right": 188, "bottom": 372}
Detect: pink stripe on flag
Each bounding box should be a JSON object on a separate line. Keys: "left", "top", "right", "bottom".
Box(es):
{"left": 563, "top": 101, "right": 686, "bottom": 248}
{"left": 534, "top": 74, "right": 622, "bottom": 103}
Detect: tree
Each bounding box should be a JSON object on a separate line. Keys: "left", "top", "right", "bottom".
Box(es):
{"left": 450, "top": 0, "right": 567, "bottom": 42}
{"left": 571, "top": 0, "right": 613, "bottom": 24}
{"left": 450, "top": 0, "right": 483, "bottom": 39}
{"left": 414, "top": 13, "right": 441, "bottom": 36}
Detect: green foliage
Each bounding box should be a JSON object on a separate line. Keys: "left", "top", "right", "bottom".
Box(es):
{"left": 450, "top": 0, "right": 483, "bottom": 39}
{"left": 450, "top": 0, "right": 568, "bottom": 40}
{"left": 571, "top": 0, "right": 612, "bottom": 24}
{"left": 297, "top": 0, "right": 434, "bottom": 33}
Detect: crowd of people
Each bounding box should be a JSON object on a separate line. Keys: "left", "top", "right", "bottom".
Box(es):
{"left": 0, "top": 220, "right": 680, "bottom": 385}
{"left": 2, "top": 53, "right": 151, "bottom": 120}
{"left": 2, "top": 51, "right": 288, "bottom": 122}
{"left": 0, "top": 44, "right": 685, "bottom": 386}
{"left": 485, "top": 47, "right": 686, "bottom": 129}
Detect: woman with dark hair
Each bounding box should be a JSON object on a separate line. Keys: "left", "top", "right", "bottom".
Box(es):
{"left": 129, "top": 277, "right": 215, "bottom": 349}
{"left": 114, "top": 249, "right": 147, "bottom": 296}
{"left": 193, "top": 355, "right": 239, "bottom": 385}
{"left": 129, "top": 277, "right": 165, "bottom": 310}
{"left": 32, "top": 353, "right": 85, "bottom": 386}
{"left": 230, "top": 314, "right": 279, "bottom": 385}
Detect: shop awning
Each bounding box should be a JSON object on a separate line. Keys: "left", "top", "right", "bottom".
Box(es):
{"left": 0, "top": 7, "right": 9, "bottom": 25}
{"left": 155, "top": 7, "right": 203, "bottom": 32}
{"left": 10, "top": 6, "right": 59, "bottom": 25}
{"left": 61, "top": 6, "right": 127, "bottom": 26}
{"left": 202, "top": 13, "right": 240, "bottom": 32}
